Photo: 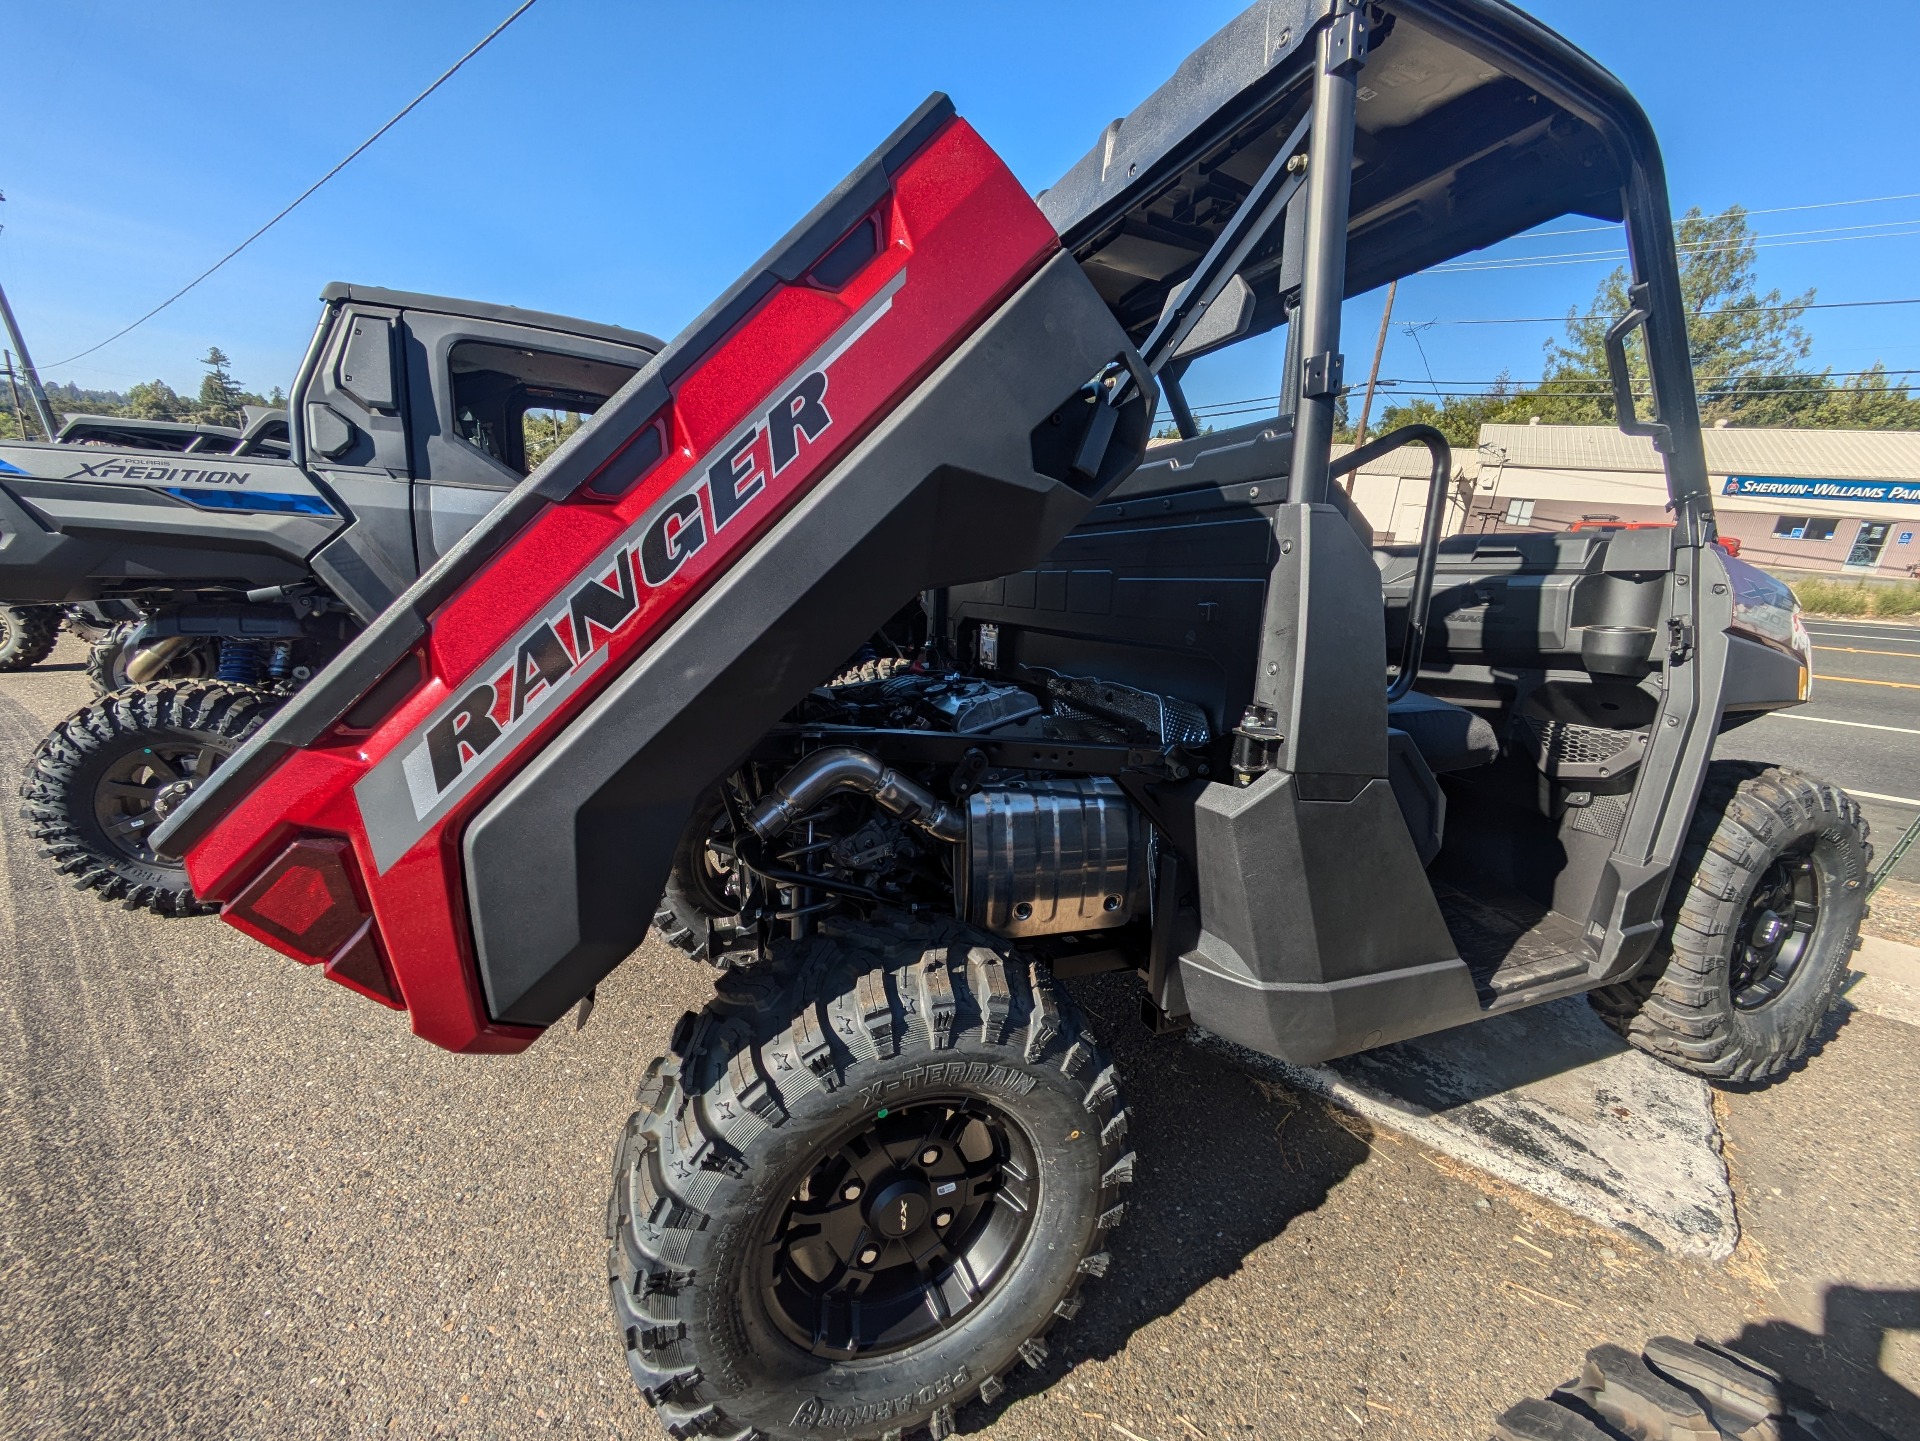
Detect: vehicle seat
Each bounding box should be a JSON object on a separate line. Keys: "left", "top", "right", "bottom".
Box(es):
{"left": 1386, "top": 690, "right": 1500, "bottom": 773}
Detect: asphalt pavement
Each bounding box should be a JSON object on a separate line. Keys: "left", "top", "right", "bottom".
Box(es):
{"left": 2, "top": 640, "right": 1917, "bottom": 1441}
{"left": 1714, "top": 616, "right": 1920, "bottom": 886}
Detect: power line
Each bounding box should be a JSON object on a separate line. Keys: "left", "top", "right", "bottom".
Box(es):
{"left": 1425, "top": 297, "right": 1920, "bottom": 326}
{"left": 1514, "top": 190, "right": 1920, "bottom": 241}
{"left": 44, "top": 0, "right": 541, "bottom": 371}
{"left": 1433, "top": 222, "right": 1920, "bottom": 275}
{"left": 1180, "top": 369, "right": 1920, "bottom": 417}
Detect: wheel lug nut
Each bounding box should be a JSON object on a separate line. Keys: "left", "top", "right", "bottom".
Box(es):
{"left": 842, "top": 1182, "right": 863, "bottom": 1202}
{"left": 858, "top": 1246, "right": 880, "bottom": 1266}
{"left": 933, "top": 1209, "right": 954, "bottom": 1229}
{"left": 919, "top": 1147, "right": 941, "bottom": 1166}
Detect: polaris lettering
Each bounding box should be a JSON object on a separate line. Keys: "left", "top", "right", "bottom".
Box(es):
{"left": 401, "top": 367, "right": 836, "bottom": 820}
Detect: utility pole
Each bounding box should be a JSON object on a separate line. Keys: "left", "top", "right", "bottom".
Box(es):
{"left": 1353, "top": 278, "right": 1397, "bottom": 449}
{"left": 0, "top": 277, "right": 59, "bottom": 441}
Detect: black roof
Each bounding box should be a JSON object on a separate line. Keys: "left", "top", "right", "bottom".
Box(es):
{"left": 1040, "top": 0, "right": 1656, "bottom": 344}
{"left": 319, "top": 283, "right": 664, "bottom": 354}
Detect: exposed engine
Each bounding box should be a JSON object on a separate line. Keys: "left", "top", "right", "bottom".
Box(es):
{"left": 670, "top": 650, "right": 1204, "bottom": 959}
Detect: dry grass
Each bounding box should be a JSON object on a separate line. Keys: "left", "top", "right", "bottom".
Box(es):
{"left": 1791, "top": 577, "right": 1920, "bottom": 618}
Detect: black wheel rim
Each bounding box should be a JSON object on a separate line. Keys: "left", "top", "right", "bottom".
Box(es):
{"left": 1730, "top": 840, "right": 1820, "bottom": 1011}
{"left": 91, "top": 736, "right": 235, "bottom": 863}
{"left": 757, "top": 1097, "right": 1038, "bottom": 1359}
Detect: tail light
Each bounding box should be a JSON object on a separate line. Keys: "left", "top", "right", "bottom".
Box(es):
{"left": 223, "top": 837, "right": 403, "bottom": 1009}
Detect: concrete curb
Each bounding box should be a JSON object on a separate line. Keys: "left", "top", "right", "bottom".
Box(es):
{"left": 1191, "top": 996, "right": 1738, "bottom": 1262}
{"left": 1846, "top": 933, "right": 1920, "bottom": 1027}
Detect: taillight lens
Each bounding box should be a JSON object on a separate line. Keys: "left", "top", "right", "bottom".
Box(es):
{"left": 224, "top": 837, "right": 403, "bottom": 1009}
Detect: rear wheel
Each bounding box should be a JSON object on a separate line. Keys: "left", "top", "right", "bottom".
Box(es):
{"left": 653, "top": 787, "right": 751, "bottom": 964}
{"left": 1590, "top": 763, "right": 1869, "bottom": 1085}
{"left": 608, "top": 918, "right": 1128, "bottom": 1441}
{"left": 0, "top": 606, "right": 62, "bottom": 671}
{"left": 18, "top": 681, "right": 278, "bottom": 915}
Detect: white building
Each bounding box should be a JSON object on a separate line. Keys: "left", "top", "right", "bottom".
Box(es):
{"left": 1343, "top": 423, "right": 1920, "bottom": 577}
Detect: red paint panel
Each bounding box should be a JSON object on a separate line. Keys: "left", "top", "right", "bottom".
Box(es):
{"left": 183, "top": 114, "right": 1061, "bottom": 1055}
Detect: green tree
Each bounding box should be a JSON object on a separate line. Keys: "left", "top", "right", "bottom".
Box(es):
{"left": 195, "top": 346, "right": 244, "bottom": 427}
{"left": 1378, "top": 370, "right": 1534, "bottom": 448}
{"left": 126, "top": 378, "right": 186, "bottom": 420}
{"left": 1378, "top": 205, "right": 1920, "bottom": 438}
{"left": 1537, "top": 206, "right": 1815, "bottom": 426}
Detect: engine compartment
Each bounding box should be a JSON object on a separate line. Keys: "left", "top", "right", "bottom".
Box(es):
{"left": 665, "top": 619, "right": 1217, "bottom": 965}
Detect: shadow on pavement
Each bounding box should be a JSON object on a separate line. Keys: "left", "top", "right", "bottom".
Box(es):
{"left": 1727, "top": 1285, "right": 1920, "bottom": 1439}
{"left": 983, "top": 971, "right": 1372, "bottom": 1412}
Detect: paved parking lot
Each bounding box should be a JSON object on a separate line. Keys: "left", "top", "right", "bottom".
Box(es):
{"left": 2, "top": 638, "right": 1917, "bottom": 1440}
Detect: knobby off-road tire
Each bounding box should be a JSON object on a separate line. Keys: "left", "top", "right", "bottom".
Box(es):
{"left": 655, "top": 787, "right": 751, "bottom": 965}
{"left": 1493, "top": 1335, "right": 1893, "bottom": 1440}
{"left": 1589, "top": 763, "right": 1868, "bottom": 1085}
{"left": 0, "top": 606, "right": 62, "bottom": 671}
{"left": 19, "top": 681, "right": 279, "bottom": 916}
{"left": 608, "top": 918, "right": 1129, "bottom": 1441}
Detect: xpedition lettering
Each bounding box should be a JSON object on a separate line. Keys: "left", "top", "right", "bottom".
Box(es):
{"left": 403, "top": 365, "right": 836, "bottom": 820}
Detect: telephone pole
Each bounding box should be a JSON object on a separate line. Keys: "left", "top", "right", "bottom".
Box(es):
{"left": 1353, "top": 278, "right": 1397, "bottom": 449}
{"left": 0, "top": 277, "right": 59, "bottom": 441}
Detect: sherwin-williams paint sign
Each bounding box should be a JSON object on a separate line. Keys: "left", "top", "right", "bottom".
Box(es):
{"left": 1723, "top": 475, "right": 1920, "bottom": 504}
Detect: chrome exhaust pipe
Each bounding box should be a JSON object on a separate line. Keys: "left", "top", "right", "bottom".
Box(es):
{"left": 746, "top": 747, "right": 965, "bottom": 844}
{"left": 124, "top": 635, "right": 196, "bottom": 685}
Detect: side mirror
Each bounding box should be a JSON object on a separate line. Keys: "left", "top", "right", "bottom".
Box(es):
{"left": 1172, "top": 274, "right": 1257, "bottom": 361}
{"left": 304, "top": 402, "right": 359, "bottom": 461}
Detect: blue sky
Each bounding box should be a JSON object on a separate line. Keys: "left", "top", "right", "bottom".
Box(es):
{"left": 3, "top": 0, "right": 1916, "bottom": 420}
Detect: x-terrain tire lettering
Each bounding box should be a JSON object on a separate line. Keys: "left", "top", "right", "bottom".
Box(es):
{"left": 608, "top": 918, "right": 1129, "bottom": 1441}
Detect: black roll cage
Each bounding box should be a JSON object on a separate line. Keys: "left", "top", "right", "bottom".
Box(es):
{"left": 1055, "top": 0, "right": 1710, "bottom": 548}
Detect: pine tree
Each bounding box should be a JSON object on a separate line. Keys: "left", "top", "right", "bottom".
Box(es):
{"left": 196, "top": 346, "right": 244, "bottom": 427}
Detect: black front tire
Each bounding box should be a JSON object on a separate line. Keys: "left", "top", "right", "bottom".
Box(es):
{"left": 0, "top": 606, "right": 63, "bottom": 671}
{"left": 1590, "top": 763, "right": 1869, "bottom": 1086}
{"left": 19, "top": 682, "right": 279, "bottom": 916}
{"left": 608, "top": 918, "right": 1129, "bottom": 1441}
